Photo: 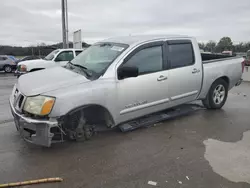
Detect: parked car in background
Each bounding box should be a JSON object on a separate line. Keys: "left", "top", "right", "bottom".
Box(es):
{"left": 8, "top": 55, "right": 19, "bottom": 63}
{"left": 9, "top": 35, "right": 244, "bottom": 147}
{"left": 0, "top": 55, "right": 17, "bottom": 73}
{"left": 15, "top": 48, "right": 84, "bottom": 77}
{"left": 16, "top": 56, "right": 40, "bottom": 63}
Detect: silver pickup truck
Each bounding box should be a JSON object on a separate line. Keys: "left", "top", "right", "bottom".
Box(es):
{"left": 9, "top": 35, "right": 244, "bottom": 147}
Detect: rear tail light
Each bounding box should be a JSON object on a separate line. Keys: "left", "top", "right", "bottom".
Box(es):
{"left": 242, "top": 61, "right": 245, "bottom": 73}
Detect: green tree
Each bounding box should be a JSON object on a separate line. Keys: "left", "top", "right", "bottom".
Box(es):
{"left": 198, "top": 42, "right": 206, "bottom": 50}
{"left": 216, "top": 37, "right": 233, "bottom": 52}
{"left": 206, "top": 40, "right": 216, "bottom": 52}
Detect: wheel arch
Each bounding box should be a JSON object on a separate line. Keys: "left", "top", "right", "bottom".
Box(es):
{"left": 62, "top": 104, "right": 115, "bottom": 128}
{"left": 219, "top": 76, "right": 230, "bottom": 87}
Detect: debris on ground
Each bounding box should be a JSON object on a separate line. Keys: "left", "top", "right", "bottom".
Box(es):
{"left": 0, "top": 177, "right": 63, "bottom": 187}
{"left": 148, "top": 181, "right": 157, "bottom": 186}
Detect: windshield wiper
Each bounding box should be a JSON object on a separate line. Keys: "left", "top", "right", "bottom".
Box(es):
{"left": 67, "top": 62, "right": 93, "bottom": 77}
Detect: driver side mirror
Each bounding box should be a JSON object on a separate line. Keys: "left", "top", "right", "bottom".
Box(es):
{"left": 118, "top": 66, "right": 139, "bottom": 80}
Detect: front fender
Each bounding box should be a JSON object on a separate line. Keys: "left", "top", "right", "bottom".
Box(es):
{"left": 46, "top": 80, "right": 118, "bottom": 124}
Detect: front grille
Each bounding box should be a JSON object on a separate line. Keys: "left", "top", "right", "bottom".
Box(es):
{"left": 18, "top": 95, "right": 24, "bottom": 108}
{"left": 13, "top": 89, "right": 26, "bottom": 112}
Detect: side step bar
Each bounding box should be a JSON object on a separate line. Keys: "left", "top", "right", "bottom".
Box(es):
{"left": 119, "top": 103, "right": 204, "bottom": 132}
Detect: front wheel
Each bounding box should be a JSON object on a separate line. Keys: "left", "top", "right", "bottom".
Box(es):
{"left": 202, "top": 79, "right": 228, "bottom": 109}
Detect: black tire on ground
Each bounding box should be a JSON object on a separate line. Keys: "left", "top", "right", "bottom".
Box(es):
{"left": 4, "top": 65, "right": 12, "bottom": 73}
{"left": 202, "top": 79, "right": 228, "bottom": 109}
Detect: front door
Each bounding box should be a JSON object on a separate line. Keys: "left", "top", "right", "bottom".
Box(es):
{"left": 166, "top": 39, "right": 203, "bottom": 106}
{"left": 116, "top": 42, "right": 170, "bottom": 124}
{"left": 54, "top": 50, "right": 74, "bottom": 66}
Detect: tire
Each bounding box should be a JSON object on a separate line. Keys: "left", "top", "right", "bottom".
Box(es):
{"left": 202, "top": 79, "right": 228, "bottom": 109}
{"left": 4, "top": 65, "right": 12, "bottom": 73}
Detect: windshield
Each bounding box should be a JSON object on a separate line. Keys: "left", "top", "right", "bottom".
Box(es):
{"left": 44, "top": 50, "right": 59, "bottom": 60}
{"left": 69, "top": 42, "right": 128, "bottom": 77}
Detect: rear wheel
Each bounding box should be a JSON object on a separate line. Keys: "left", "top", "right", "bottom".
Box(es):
{"left": 4, "top": 65, "right": 12, "bottom": 73}
{"left": 202, "top": 79, "right": 228, "bottom": 109}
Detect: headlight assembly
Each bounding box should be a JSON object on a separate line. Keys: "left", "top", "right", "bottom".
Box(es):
{"left": 20, "top": 64, "right": 27, "bottom": 72}
{"left": 23, "top": 96, "right": 55, "bottom": 116}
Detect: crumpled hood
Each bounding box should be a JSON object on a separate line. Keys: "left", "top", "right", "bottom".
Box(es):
{"left": 17, "top": 66, "right": 90, "bottom": 96}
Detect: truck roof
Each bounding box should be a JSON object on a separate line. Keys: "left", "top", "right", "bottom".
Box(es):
{"left": 101, "top": 35, "right": 192, "bottom": 46}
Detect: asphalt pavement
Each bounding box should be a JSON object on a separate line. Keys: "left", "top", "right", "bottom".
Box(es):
{"left": 0, "top": 73, "right": 250, "bottom": 188}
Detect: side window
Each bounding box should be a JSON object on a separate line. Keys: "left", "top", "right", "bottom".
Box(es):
{"left": 75, "top": 51, "right": 83, "bottom": 56}
{"left": 168, "top": 43, "right": 194, "bottom": 69}
{"left": 55, "top": 51, "right": 74, "bottom": 61}
{"left": 125, "top": 46, "right": 163, "bottom": 75}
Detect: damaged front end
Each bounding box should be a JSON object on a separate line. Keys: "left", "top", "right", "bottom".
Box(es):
{"left": 9, "top": 87, "right": 66, "bottom": 147}
{"left": 9, "top": 85, "right": 96, "bottom": 147}
{"left": 10, "top": 99, "right": 65, "bottom": 147}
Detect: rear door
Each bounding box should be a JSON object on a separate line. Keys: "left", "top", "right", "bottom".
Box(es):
{"left": 0, "top": 56, "right": 8, "bottom": 69}
{"left": 0, "top": 56, "right": 5, "bottom": 69}
{"left": 166, "top": 39, "right": 202, "bottom": 106}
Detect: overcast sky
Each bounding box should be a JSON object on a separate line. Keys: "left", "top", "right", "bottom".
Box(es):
{"left": 1, "top": 0, "right": 250, "bottom": 46}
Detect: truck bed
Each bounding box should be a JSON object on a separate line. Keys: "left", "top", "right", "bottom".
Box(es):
{"left": 201, "top": 53, "right": 235, "bottom": 62}
{"left": 198, "top": 55, "right": 244, "bottom": 99}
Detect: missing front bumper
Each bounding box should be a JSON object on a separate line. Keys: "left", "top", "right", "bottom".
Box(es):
{"left": 10, "top": 99, "right": 64, "bottom": 147}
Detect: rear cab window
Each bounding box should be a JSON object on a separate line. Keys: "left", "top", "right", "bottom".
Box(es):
{"left": 167, "top": 40, "right": 195, "bottom": 69}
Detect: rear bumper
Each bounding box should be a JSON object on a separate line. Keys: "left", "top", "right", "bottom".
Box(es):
{"left": 9, "top": 98, "right": 64, "bottom": 147}
{"left": 235, "top": 78, "right": 242, "bottom": 86}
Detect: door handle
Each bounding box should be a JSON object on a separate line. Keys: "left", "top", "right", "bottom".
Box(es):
{"left": 157, "top": 75, "right": 168, "bottom": 81}
{"left": 192, "top": 68, "right": 200, "bottom": 74}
